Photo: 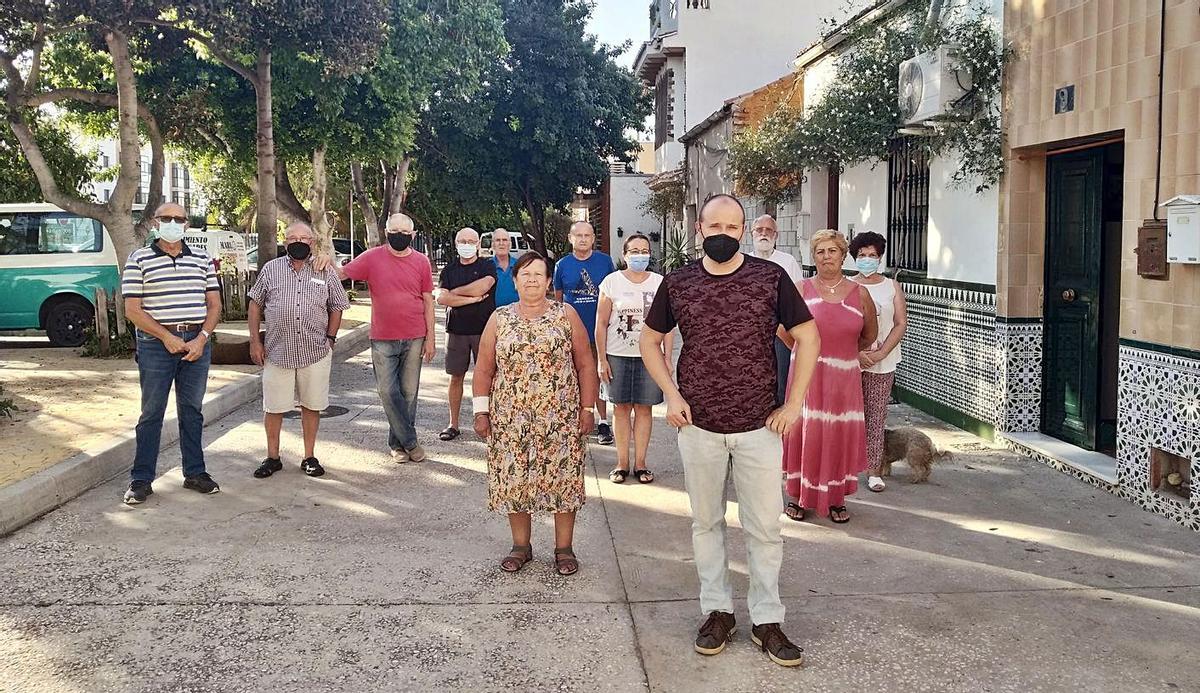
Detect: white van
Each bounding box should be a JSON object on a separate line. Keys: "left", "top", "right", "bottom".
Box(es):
{"left": 479, "top": 230, "right": 539, "bottom": 259}
{"left": 0, "top": 203, "right": 120, "bottom": 346}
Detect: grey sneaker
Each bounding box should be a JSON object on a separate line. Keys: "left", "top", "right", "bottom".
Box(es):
{"left": 406, "top": 445, "right": 427, "bottom": 463}
{"left": 390, "top": 448, "right": 409, "bottom": 463}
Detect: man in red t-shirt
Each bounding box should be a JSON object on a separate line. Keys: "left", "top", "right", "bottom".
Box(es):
{"left": 331, "top": 213, "right": 436, "bottom": 462}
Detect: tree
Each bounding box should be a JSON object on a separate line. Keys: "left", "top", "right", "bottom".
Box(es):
{"left": 158, "top": 0, "right": 389, "bottom": 266}
{"left": 1, "top": 1, "right": 171, "bottom": 265}
{"left": 417, "top": 0, "right": 651, "bottom": 256}
{"left": 0, "top": 117, "right": 94, "bottom": 203}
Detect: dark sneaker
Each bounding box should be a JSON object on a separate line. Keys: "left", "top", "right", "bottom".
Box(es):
{"left": 253, "top": 457, "right": 283, "bottom": 478}
{"left": 123, "top": 480, "right": 154, "bottom": 505}
{"left": 300, "top": 457, "right": 325, "bottom": 477}
{"left": 751, "top": 623, "right": 804, "bottom": 667}
{"left": 183, "top": 472, "right": 221, "bottom": 495}
{"left": 596, "top": 422, "right": 614, "bottom": 445}
{"left": 694, "top": 611, "right": 736, "bottom": 656}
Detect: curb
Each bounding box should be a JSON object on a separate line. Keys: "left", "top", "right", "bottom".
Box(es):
{"left": 0, "top": 321, "right": 373, "bottom": 537}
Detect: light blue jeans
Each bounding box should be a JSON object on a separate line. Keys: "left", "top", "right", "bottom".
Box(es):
{"left": 677, "top": 424, "right": 786, "bottom": 626}
{"left": 370, "top": 338, "right": 425, "bottom": 452}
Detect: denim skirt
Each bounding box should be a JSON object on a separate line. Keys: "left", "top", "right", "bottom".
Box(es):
{"left": 607, "top": 354, "right": 664, "bottom": 406}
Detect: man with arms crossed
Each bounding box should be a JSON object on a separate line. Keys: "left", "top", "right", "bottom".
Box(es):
{"left": 436, "top": 227, "right": 496, "bottom": 440}
{"left": 641, "top": 194, "right": 820, "bottom": 667}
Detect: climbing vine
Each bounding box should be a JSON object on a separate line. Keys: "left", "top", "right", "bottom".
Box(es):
{"left": 730, "top": 2, "right": 1008, "bottom": 203}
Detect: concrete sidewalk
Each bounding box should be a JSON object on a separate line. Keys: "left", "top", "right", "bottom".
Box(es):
{"left": 2, "top": 334, "right": 1199, "bottom": 692}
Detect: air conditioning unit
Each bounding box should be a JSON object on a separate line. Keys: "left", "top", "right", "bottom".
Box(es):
{"left": 898, "top": 45, "right": 972, "bottom": 126}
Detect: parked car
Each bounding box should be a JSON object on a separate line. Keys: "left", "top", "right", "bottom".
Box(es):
{"left": 479, "top": 231, "right": 551, "bottom": 259}
{"left": 332, "top": 238, "right": 366, "bottom": 266}
{"left": 0, "top": 203, "right": 119, "bottom": 346}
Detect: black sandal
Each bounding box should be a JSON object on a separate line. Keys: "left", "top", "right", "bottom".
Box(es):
{"left": 500, "top": 544, "right": 533, "bottom": 573}
{"left": 253, "top": 457, "right": 282, "bottom": 478}
{"left": 829, "top": 505, "right": 850, "bottom": 524}
{"left": 554, "top": 547, "right": 579, "bottom": 576}
{"left": 784, "top": 501, "right": 805, "bottom": 522}
{"left": 439, "top": 427, "right": 460, "bottom": 441}
{"left": 609, "top": 469, "right": 629, "bottom": 484}
{"left": 633, "top": 469, "right": 654, "bottom": 484}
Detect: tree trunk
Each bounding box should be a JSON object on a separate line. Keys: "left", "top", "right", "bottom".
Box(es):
{"left": 254, "top": 48, "right": 277, "bottom": 269}
{"left": 350, "top": 161, "right": 381, "bottom": 246}
{"left": 520, "top": 185, "right": 548, "bottom": 257}
{"left": 307, "top": 145, "right": 332, "bottom": 254}
{"left": 135, "top": 108, "right": 165, "bottom": 244}
{"left": 388, "top": 156, "right": 412, "bottom": 216}
{"left": 275, "top": 160, "right": 312, "bottom": 226}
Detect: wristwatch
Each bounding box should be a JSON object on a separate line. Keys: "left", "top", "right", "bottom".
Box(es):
{"left": 326, "top": 334, "right": 337, "bottom": 344}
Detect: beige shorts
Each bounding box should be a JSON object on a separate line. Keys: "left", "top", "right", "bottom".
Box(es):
{"left": 263, "top": 351, "right": 333, "bottom": 413}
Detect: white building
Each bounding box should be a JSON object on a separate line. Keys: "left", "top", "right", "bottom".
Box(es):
{"left": 87, "top": 139, "right": 206, "bottom": 216}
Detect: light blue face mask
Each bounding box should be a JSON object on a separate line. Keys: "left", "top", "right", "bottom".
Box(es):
{"left": 156, "top": 221, "right": 187, "bottom": 243}
{"left": 457, "top": 243, "right": 478, "bottom": 259}
{"left": 626, "top": 254, "right": 651, "bottom": 272}
{"left": 855, "top": 256, "right": 881, "bottom": 276}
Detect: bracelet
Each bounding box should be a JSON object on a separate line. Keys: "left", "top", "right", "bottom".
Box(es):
{"left": 200, "top": 329, "right": 211, "bottom": 339}
{"left": 474, "top": 412, "right": 490, "bottom": 418}
{"left": 472, "top": 395, "right": 490, "bottom": 415}
{"left": 326, "top": 334, "right": 337, "bottom": 343}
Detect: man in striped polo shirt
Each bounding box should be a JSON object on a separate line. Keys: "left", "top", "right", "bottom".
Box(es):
{"left": 121, "top": 202, "right": 222, "bottom": 505}
{"left": 248, "top": 222, "right": 350, "bottom": 479}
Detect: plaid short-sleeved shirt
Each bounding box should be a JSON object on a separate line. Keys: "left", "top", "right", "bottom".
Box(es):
{"left": 248, "top": 256, "right": 351, "bottom": 369}
{"left": 121, "top": 241, "right": 219, "bottom": 324}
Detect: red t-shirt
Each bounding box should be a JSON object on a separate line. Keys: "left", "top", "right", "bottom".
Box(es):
{"left": 343, "top": 247, "right": 434, "bottom": 340}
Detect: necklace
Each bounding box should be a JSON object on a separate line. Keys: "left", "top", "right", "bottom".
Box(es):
{"left": 517, "top": 300, "right": 547, "bottom": 319}
{"left": 818, "top": 276, "right": 845, "bottom": 294}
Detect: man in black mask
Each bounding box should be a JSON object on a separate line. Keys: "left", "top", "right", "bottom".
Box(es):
{"left": 248, "top": 222, "right": 350, "bottom": 478}
{"left": 640, "top": 194, "right": 821, "bottom": 668}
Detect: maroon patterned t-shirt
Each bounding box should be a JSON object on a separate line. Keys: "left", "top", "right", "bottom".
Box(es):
{"left": 645, "top": 255, "right": 811, "bottom": 434}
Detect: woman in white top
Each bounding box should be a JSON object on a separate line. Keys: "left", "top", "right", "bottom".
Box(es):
{"left": 595, "top": 234, "right": 673, "bottom": 485}
{"left": 850, "top": 231, "right": 908, "bottom": 493}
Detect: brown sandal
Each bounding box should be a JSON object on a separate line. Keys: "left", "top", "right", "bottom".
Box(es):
{"left": 554, "top": 546, "right": 579, "bottom": 576}
{"left": 500, "top": 544, "right": 533, "bottom": 573}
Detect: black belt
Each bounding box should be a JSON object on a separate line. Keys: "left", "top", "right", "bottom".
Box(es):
{"left": 164, "top": 323, "right": 202, "bottom": 333}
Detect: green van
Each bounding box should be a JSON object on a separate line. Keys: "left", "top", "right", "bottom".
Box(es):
{"left": 0, "top": 203, "right": 119, "bottom": 346}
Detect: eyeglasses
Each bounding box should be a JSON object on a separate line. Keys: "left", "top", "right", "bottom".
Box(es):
{"left": 155, "top": 215, "right": 188, "bottom": 224}
{"left": 386, "top": 229, "right": 415, "bottom": 235}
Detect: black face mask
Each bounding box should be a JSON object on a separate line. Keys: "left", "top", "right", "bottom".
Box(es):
{"left": 286, "top": 242, "right": 311, "bottom": 261}
{"left": 387, "top": 232, "right": 412, "bottom": 252}
{"left": 702, "top": 233, "right": 741, "bottom": 263}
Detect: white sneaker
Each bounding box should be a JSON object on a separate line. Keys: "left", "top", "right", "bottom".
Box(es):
{"left": 868, "top": 475, "right": 886, "bottom": 492}
{"left": 391, "top": 448, "right": 409, "bottom": 463}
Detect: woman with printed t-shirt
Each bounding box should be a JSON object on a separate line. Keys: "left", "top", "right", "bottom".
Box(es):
{"left": 595, "top": 234, "right": 673, "bottom": 485}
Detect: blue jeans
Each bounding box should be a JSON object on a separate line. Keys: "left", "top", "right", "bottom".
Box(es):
{"left": 774, "top": 337, "right": 791, "bottom": 408}
{"left": 371, "top": 338, "right": 425, "bottom": 451}
{"left": 131, "top": 329, "right": 211, "bottom": 482}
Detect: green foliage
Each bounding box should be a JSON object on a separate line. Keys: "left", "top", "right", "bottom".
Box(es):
{"left": 0, "top": 118, "right": 95, "bottom": 203}
{"left": 660, "top": 227, "right": 692, "bottom": 273}
{"left": 731, "top": 2, "right": 1007, "bottom": 202}
{"left": 80, "top": 314, "right": 136, "bottom": 359}
{"left": 640, "top": 178, "right": 686, "bottom": 222}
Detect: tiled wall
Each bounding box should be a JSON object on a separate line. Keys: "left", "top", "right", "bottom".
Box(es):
{"left": 1000, "top": 0, "right": 1200, "bottom": 350}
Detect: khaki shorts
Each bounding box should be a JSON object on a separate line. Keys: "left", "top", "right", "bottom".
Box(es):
{"left": 263, "top": 351, "right": 333, "bottom": 413}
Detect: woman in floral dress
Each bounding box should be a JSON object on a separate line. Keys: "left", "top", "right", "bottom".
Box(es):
{"left": 473, "top": 252, "right": 600, "bottom": 576}
{"left": 781, "top": 230, "right": 877, "bottom": 523}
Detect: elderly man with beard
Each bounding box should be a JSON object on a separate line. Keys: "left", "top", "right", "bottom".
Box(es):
{"left": 248, "top": 222, "right": 350, "bottom": 479}
{"left": 751, "top": 215, "right": 804, "bottom": 408}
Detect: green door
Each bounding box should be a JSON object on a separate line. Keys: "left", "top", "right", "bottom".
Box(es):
{"left": 1043, "top": 148, "right": 1103, "bottom": 449}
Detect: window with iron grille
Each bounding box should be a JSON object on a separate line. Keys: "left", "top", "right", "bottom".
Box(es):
{"left": 886, "top": 137, "right": 930, "bottom": 273}
{"left": 654, "top": 69, "right": 674, "bottom": 149}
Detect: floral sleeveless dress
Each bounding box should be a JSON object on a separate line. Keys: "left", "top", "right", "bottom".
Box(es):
{"left": 782, "top": 280, "right": 868, "bottom": 517}
{"left": 487, "top": 302, "right": 586, "bottom": 514}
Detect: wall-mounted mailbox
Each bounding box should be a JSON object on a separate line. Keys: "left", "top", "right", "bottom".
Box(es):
{"left": 1136, "top": 221, "right": 1168, "bottom": 279}
{"left": 1161, "top": 195, "right": 1200, "bottom": 264}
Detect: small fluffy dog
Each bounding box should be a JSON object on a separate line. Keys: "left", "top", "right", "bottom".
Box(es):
{"left": 880, "top": 427, "right": 950, "bottom": 483}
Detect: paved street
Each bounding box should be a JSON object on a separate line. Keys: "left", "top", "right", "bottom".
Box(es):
{"left": 3, "top": 337, "right": 1200, "bottom": 693}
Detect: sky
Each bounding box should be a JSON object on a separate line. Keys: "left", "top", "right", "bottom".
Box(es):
{"left": 586, "top": 0, "right": 650, "bottom": 68}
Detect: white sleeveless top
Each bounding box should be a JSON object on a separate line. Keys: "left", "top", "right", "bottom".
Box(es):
{"left": 862, "top": 278, "right": 902, "bottom": 374}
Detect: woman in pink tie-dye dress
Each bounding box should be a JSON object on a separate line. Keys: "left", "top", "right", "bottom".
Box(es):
{"left": 782, "top": 230, "right": 877, "bottom": 523}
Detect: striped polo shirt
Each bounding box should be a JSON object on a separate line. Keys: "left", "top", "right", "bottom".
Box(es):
{"left": 121, "top": 241, "right": 219, "bottom": 324}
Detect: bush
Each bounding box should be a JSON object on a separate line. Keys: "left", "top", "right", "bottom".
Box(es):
{"left": 0, "top": 384, "right": 17, "bottom": 419}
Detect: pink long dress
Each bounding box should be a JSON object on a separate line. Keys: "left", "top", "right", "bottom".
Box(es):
{"left": 782, "top": 279, "right": 868, "bottom": 516}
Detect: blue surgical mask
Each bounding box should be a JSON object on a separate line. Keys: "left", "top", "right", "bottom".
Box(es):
{"left": 856, "top": 257, "right": 881, "bottom": 276}
{"left": 457, "top": 243, "right": 478, "bottom": 259}
{"left": 156, "top": 220, "right": 186, "bottom": 243}
{"left": 627, "top": 255, "right": 651, "bottom": 272}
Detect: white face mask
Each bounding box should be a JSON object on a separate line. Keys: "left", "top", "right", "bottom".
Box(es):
{"left": 457, "top": 243, "right": 478, "bottom": 259}
{"left": 157, "top": 221, "right": 187, "bottom": 243}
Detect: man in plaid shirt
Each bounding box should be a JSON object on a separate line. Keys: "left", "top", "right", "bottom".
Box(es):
{"left": 248, "top": 223, "right": 351, "bottom": 479}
